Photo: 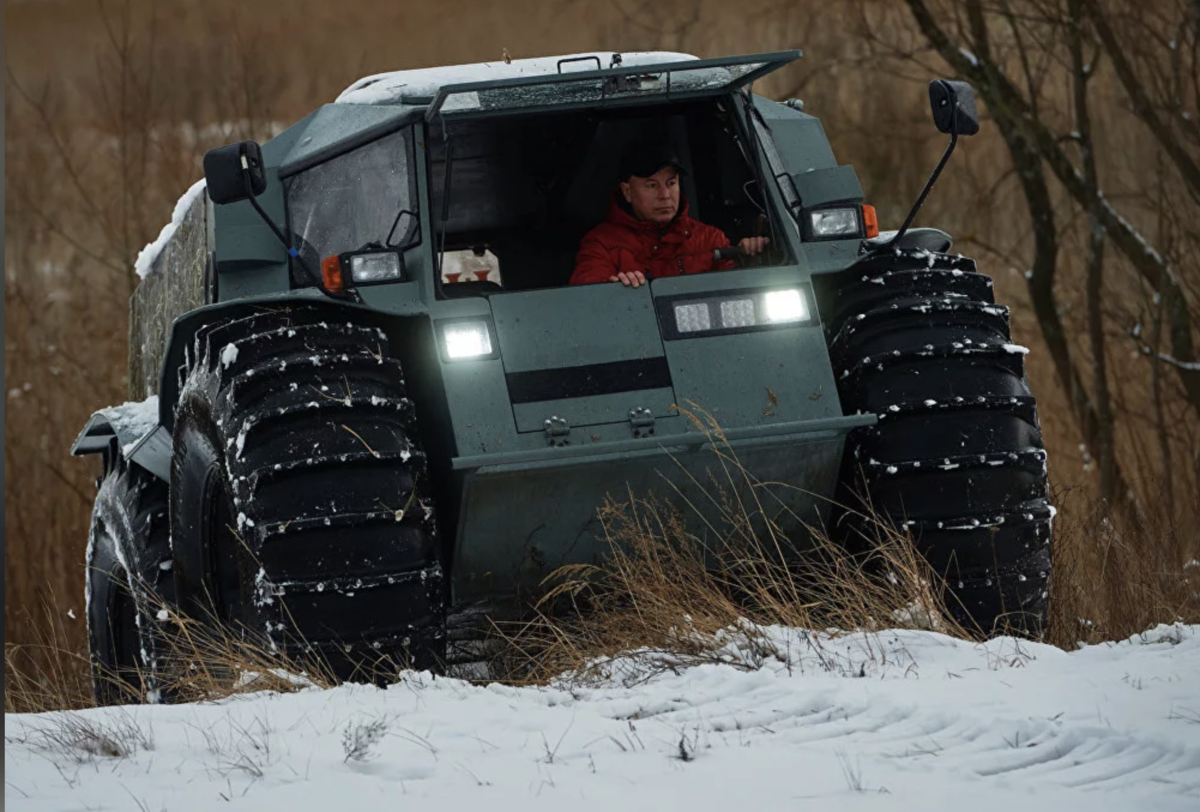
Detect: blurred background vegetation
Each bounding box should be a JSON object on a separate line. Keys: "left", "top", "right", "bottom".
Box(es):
{"left": 6, "top": 0, "right": 1198, "bottom": 682}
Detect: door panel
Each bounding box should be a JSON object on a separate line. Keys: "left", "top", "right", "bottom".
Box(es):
{"left": 490, "top": 284, "right": 677, "bottom": 431}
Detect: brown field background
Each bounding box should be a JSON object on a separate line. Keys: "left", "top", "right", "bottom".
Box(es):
{"left": 5, "top": 0, "right": 1198, "bottom": 679}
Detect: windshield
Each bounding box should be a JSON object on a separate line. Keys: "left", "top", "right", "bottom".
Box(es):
{"left": 284, "top": 127, "right": 419, "bottom": 278}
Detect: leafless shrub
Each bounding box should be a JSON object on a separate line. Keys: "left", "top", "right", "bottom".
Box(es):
{"left": 192, "top": 710, "right": 276, "bottom": 781}
{"left": 7, "top": 706, "right": 152, "bottom": 763}
{"left": 1048, "top": 484, "right": 1200, "bottom": 648}
{"left": 4, "top": 0, "right": 284, "bottom": 700}
{"left": 342, "top": 717, "right": 390, "bottom": 763}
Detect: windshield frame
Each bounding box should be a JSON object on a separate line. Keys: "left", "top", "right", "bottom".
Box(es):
{"left": 425, "top": 50, "right": 802, "bottom": 124}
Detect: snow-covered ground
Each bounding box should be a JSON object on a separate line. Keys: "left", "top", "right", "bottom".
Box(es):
{"left": 6, "top": 624, "right": 1199, "bottom": 811}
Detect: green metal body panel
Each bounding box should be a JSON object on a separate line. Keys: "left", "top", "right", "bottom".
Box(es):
{"left": 491, "top": 285, "right": 665, "bottom": 372}
{"left": 212, "top": 172, "right": 290, "bottom": 297}
{"left": 791, "top": 166, "right": 865, "bottom": 209}
{"left": 751, "top": 94, "right": 838, "bottom": 173}
{"left": 149, "top": 51, "right": 889, "bottom": 606}
{"left": 650, "top": 268, "right": 842, "bottom": 425}
{"left": 452, "top": 417, "right": 861, "bottom": 602}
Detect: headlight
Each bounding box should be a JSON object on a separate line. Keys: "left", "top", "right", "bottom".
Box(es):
{"left": 350, "top": 252, "right": 403, "bottom": 283}
{"left": 719, "top": 298, "right": 756, "bottom": 328}
{"left": 808, "top": 207, "right": 861, "bottom": 238}
{"left": 667, "top": 287, "right": 811, "bottom": 337}
{"left": 763, "top": 289, "right": 809, "bottom": 323}
{"left": 321, "top": 249, "right": 407, "bottom": 291}
{"left": 442, "top": 321, "right": 494, "bottom": 359}
{"left": 673, "top": 303, "right": 712, "bottom": 333}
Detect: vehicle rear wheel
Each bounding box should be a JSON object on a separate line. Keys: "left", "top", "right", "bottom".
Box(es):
{"left": 170, "top": 306, "right": 445, "bottom": 681}
{"left": 86, "top": 459, "right": 174, "bottom": 704}
{"left": 821, "top": 249, "right": 1053, "bottom": 636}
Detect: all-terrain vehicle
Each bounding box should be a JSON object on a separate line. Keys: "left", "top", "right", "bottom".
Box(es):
{"left": 73, "top": 50, "right": 1053, "bottom": 702}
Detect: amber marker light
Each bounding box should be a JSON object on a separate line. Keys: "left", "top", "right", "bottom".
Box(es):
{"left": 862, "top": 204, "right": 879, "bottom": 239}
{"left": 321, "top": 255, "right": 345, "bottom": 292}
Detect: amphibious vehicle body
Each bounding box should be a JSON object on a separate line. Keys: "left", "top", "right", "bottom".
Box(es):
{"left": 73, "top": 50, "right": 1053, "bottom": 701}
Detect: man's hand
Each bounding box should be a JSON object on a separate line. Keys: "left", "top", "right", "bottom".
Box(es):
{"left": 739, "top": 236, "right": 770, "bottom": 256}
{"left": 608, "top": 270, "right": 647, "bottom": 288}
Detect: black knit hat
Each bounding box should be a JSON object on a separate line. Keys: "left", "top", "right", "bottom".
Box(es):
{"left": 618, "top": 140, "right": 688, "bottom": 181}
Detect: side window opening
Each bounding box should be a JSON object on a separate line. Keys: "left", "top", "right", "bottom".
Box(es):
{"left": 283, "top": 127, "right": 419, "bottom": 286}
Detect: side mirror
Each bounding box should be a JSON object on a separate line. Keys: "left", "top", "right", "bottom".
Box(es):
{"left": 929, "top": 80, "right": 980, "bottom": 136}
{"left": 203, "top": 141, "right": 267, "bottom": 204}
{"left": 871, "top": 79, "right": 980, "bottom": 253}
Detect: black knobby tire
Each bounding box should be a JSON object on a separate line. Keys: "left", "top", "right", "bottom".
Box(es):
{"left": 821, "top": 249, "right": 1052, "bottom": 636}
{"left": 170, "top": 306, "right": 444, "bottom": 680}
{"left": 86, "top": 459, "right": 174, "bottom": 705}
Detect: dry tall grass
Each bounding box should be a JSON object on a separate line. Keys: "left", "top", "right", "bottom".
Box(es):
{"left": 4, "top": 593, "right": 95, "bottom": 714}
{"left": 5, "top": 583, "right": 342, "bottom": 714}
{"left": 487, "top": 413, "right": 967, "bottom": 685}
{"left": 6, "top": 0, "right": 1197, "bottom": 710}
{"left": 492, "top": 499, "right": 945, "bottom": 683}
{"left": 1048, "top": 484, "right": 1200, "bottom": 649}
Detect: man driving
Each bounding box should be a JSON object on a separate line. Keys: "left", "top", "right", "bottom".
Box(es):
{"left": 569, "top": 141, "right": 769, "bottom": 287}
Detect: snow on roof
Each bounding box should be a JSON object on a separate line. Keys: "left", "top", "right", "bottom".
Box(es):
{"left": 336, "top": 51, "right": 699, "bottom": 105}
{"left": 134, "top": 178, "right": 207, "bottom": 279}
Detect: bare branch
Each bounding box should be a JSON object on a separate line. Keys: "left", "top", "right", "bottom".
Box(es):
{"left": 901, "top": 0, "right": 1200, "bottom": 420}
{"left": 1070, "top": 0, "right": 1117, "bottom": 502}
{"left": 1082, "top": 0, "right": 1200, "bottom": 205}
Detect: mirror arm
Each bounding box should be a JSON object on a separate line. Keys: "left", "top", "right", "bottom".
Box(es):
{"left": 240, "top": 162, "right": 298, "bottom": 261}
{"left": 878, "top": 129, "right": 958, "bottom": 250}
{"left": 237, "top": 159, "right": 360, "bottom": 302}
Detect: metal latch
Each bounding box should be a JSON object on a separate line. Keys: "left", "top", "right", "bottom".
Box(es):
{"left": 544, "top": 415, "right": 570, "bottom": 446}
{"left": 629, "top": 407, "right": 656, "bottom": 438}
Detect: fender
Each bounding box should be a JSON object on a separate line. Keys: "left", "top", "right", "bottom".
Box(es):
{"left": 153, "top": 290, "right": 406, "bottom": 432}
{"left": 70, "top": 400, "right": 171, "bottom": 482}
{"left": 864, "top": 227, "right": 953, "bottom": 256}
{"left": 72, "top": 290, "right": 392, "bottom": 484}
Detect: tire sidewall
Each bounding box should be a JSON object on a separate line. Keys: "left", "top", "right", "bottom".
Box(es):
{"left": 86, "top": 517, "right": 137, "bottom": 704}
{"left": 170, "top": 391, "right": 252, "bottom": 629}
{"left": 86, "top": 466, "right": 161, "bottom": 704}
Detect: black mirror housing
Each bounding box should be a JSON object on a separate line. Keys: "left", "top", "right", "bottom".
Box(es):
{"left": 929, "top": 80, "right": 980, "bottom": 136}
{"left": 203, "top": 141, "right": 268, "bottom": 204}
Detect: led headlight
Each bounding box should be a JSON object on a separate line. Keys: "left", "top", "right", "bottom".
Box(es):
{"left": 663, "top": 287, "right": 812, "bottom": 339}
{"left": 674, "top": 302, "right": 712, "bottom": 333}
{"left": 763, "top": 289, "right": 809, "bottom": 323}
{"left": 808, "top": 207, "right": 861, "bottom": 238}
{"left": 719, "top": 298, "right": 756, "bottom": 328}
{"left": 442, "top": 321, "right": 493, "bottom": 359}
{"left": 349, "top": 252, "right": 403, "bottom": 283}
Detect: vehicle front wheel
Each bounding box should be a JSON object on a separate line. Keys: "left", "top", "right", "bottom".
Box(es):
{"left": 170, "top": 306, "right": 445, "bottom": 681}
{"left": 821, "top": 249, "right": 1053, "bottom": 636}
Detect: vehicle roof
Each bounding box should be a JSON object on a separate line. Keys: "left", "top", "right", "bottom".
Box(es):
{"left": 335, "top": 52, "right": 699, "bottom": 105}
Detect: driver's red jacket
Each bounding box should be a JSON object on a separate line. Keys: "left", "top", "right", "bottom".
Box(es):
{"left": 569, "top": 194, "right": 735, "bottom": 285}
